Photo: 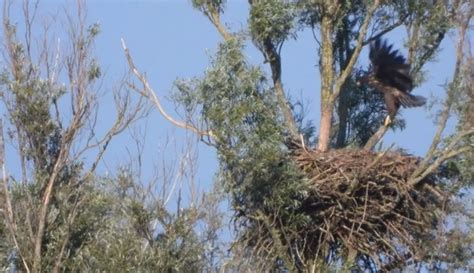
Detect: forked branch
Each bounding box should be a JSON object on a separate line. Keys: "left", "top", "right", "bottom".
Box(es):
{"left": 333, "top": 0, "right": 381, "bottom": 99}
{"left": 121, "top": 38, "right": 216, "bottom": 140}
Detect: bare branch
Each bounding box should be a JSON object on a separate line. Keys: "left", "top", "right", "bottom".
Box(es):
{"left": 362, "top": 19, "right": 405, "bottom": 46}
{"left": 409, "top": 145, "right": 472, "bottom": 187}
{"left": 411, "top": 8, "right": 472, "bottom": 179}
{"left": 121, "top": 39, "right": 216, "bottom": 140}
{"left": 333, "top": 0, "right": 381, "bottom": 99}
{"left": 363, "top": 124, "right": 389, "bottom": 151}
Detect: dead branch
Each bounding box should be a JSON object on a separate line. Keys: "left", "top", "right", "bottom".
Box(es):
{"left": 362, "top": 18, "right": 406, "bottom": 46}
{"left": 121, "top": 38, "right": 216, "bottom": 140}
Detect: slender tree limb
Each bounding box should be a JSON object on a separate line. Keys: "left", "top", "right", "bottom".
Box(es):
{"left": 409, "top": 145, "right": 472, "bottom": 187}
{"left": 410, "top": 128, "right": 474, "bottom": 182}
{"left": 412, "top": 10, "right": 471, "bottom": 178}
{"left": 245, "top": 0, "right": 299, "bottom": 139}
{"left": 363, "top": 124, "right": 389, "bottom": 151}
{"left": 121, "top": 39, "right": 216, "bottom": 140}
{"left": 207, "top": 7, "right": 232, "bottom": 41}
{"left": 0, "top": 119, "right": 31, "bottom": 273}
{"left": 195, "top": 2, "right": 232, "bottom": 42}
{"left": 362, "top": 19, "right": 405, "bottom": 46}
{"left": 333, "top": 0, "right": 381, "bottom": 99}
{"left": 260, "top": 38, "right": 300, "bottom": 139}
{"left": 411, "top": 95, "right": 452, "bottom": 178}
{"left": 34, "top": 124, "right": 75, "bottom": 272}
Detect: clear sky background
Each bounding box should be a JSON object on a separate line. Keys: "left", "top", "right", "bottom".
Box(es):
{"left": 3, "top": 0, "right": 462, "bottom": 246}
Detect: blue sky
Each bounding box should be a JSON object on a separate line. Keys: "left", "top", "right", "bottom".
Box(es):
{"left": 4, "top": 0, "right": 461, "bottom": 236}
{"left": 81, "top": 0, "right": 457, "bottom": 164}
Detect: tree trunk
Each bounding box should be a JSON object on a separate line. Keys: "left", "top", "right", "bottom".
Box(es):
{"left": 318, "top": 105, "right": 333, "bottom": 152}
{"left": 317, "top": 16, "right": 335, "bottom": 152}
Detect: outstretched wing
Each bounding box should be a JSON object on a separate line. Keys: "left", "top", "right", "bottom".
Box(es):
{"left": 369, "top": 39, "right": 413, "bottom": 92}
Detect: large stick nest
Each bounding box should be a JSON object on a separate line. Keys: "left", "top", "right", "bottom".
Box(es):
{"left": 286, "top": 141, "right": 448, "bottom": 269}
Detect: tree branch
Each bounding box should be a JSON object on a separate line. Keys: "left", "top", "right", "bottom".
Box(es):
{"left": 260, "top": 37, "right": 300, "bottom": 139}
{"left": 411, "top": 9, "right": 471, "bottom": 179}
{"left": 408, "top": 145, "right": 472, "bottom": 187}
{"left": 362, "top": 19, "right": 405, "bottom": 46}
{"left": 0, "top": 119, "right": 31, "bottom": 273}
{"left": 333, "top": 0, "right": 381, "bottom": 99}
{"left": 246, "top": 1, "right": 299, "bottom": 139}
{"left": 121, "top": 38, "right": 216, "bottom": 140}
{"left": 34, "top": 124, "right": 74, "bottom": 272}
{"left": 363, "top": 124, "right": 389, "bottom": 151}
{"left": 207, "top": 7, "right": 232, "bottom": 41}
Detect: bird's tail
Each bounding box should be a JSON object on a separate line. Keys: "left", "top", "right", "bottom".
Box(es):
{"left": 399, "top": 93, "right": 426, "bottom": 108}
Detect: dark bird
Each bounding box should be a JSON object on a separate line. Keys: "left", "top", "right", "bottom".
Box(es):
{"left": 358, "top": 39, "right": 426, "bottom": 126}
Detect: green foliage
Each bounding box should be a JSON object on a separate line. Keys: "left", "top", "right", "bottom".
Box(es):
{"left": 175, "top": 38, "right": 280, "bottom": 146}
{"left": 175, "top": 38, "right": 311, "bottom": 269}
{"left": 1, "top": 170, "right": 217, "bottom": 272}
{"left": 249, "top": 0, "right": 295, "bottom": 46}
{"left": 191, "top": 0, "right": 226, "bottom": 14}
{"left": 64, "top": 173, "right": 210, "bottom": 273}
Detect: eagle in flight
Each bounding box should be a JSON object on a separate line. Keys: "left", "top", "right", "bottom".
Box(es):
{"left": 358, "top": 39, "right": 426, "bottom": 126}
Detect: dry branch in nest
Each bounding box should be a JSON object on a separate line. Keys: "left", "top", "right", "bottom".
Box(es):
{"left": 285, "top": 141, "right": 448, "bottom": 269}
